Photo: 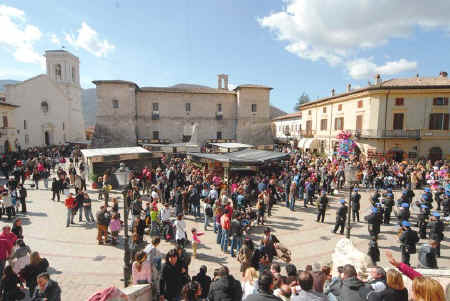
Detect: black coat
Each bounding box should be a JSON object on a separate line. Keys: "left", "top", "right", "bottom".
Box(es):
{"left": 160, "top": 263, "right": 184, "bottom": 299}
{"left": 192, "top": 271, "right": 211, "bottom": 299}
{"left": 244, "top": 292, "right": 282, "bottom": 301}
{"left": 336, "top": 205, "right": 348, "bottom": 222}
{"left": 19, "top": 258, "right": 49, "bottom": 291}
{"left": 208, "top": 275, "right": 242, "bottom": 301}
{"left": 31, "top": 279, "right": 61, "bottom": 301}
{"left": 429, "top": 220, "right": 444, "bottom": 241}
{"left": 368, "top": 287, "right": 408, "bottom": 301}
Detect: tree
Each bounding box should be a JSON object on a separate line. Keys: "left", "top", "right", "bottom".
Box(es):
{"left": 294, "top": 92, "right": 310, "bottom": 111}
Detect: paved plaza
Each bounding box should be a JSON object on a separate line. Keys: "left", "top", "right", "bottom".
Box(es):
{"left": 2, "top": 179, "right": 449, "bottom": 300}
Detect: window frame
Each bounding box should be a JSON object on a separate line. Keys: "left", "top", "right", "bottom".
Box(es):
{"left": 2, "top": 115, "right": 8, "bottom": 128}
{"left": 217, "top": 103, "right": 222, "bottom": 112}
{"left": 429, "top": 113, "right": 450, "bottom": 130}
{"left": 185, "top": 103, "right": 191, "bottom": 112}
{"left": 334, "top": 117, "right": 344, "bottom": 130}
{"left": 152, "top": 102, "right": 159, "bottom": 111}
{"left": 112, "top": 99, "right": 119, "bottom": 109}
{"left": 357, "top": 100, "right": 363, "bottom": 108}
{"left": 433, "top": 97, "right": 449, "bottom": 106}
{"left": 251, "top": 104, "right": 257, "bottom": 113}
{"left": 338, "top": 104, "right": 342, "bottom": 111}
{"left": 395, "top": 98, "right": 404, "bottom": 106}
{"left": 322, "top": 107, "right": 327, "bottom": 113}
{"left": 152, "top": 131, "right": 159, "bottom": 140}
{"left": 393, "top": 113, "right": 404, "bottom": 130}
{"left": 216, "top": 131, "right": 222, "bottom": 139}
{"left": 320, "top": 119, "right": 327, "bottom": 131}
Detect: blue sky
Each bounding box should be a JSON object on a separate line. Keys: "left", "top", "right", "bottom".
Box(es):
{"left": 1, "top": 0, "right": 450, "bottom": 113}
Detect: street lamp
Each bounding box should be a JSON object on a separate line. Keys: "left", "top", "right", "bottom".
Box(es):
{"left": 113, "top": 162, "right": 131, "bottom": 287}
{"left": 344, "top": 163, "right": 359, "bottom": 239}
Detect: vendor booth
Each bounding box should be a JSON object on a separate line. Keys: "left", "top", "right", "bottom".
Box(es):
{"left": 207, "top": 142, "right": 254, "bottom": 153}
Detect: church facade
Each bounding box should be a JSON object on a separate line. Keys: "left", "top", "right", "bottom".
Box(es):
{"left": 3, "top": 50, "right": 86, "bottom": 148}
{"left": 92, "top": 75, "right": 274, "bottom": 147}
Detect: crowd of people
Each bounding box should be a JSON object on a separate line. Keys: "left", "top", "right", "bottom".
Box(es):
{"left": 0, "top": 143, "right": 449, "bottom": 301}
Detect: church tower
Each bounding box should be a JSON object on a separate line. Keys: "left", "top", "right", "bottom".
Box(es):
{"left": 44, "top": 50, "right": 86, "bottom": 142}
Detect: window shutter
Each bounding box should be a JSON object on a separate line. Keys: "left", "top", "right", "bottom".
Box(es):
{"left": 433, "top": 98, "right": 438, "bottom": 105}
{"left": 444, "top": 97, "right": 449, "bottom": 105}
{"left": 444, "top": 114, "right": 449, "bottom": 130}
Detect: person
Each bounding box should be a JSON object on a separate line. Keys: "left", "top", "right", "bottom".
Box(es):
{"left": 191, "top": 228, "right": 204, "bottom": 258}
{"left": 417, "top": 204, "right": 429, "bottom": 239}
{"left": 368, "top": 237, "right": 380, "bottom": 266}
{"left": 291, "top": 271, "right": 327, "bottom": 301}
{"left": 311, "top": 262, "right": 327, "bottom": 293}
{"left": 83, "top": 192, "right": 95, "bottom": 224}
{"left": 208, "top": 266, "right": 242, "bottom": 301}
{"left": 160, "top": 249, "right": 184, "bottom": 301}
{"left": 418, "top": 240, "right": 438, "bottom": 269}
{"left": 261, "top": 227, "right": 279, "bottom": 263}
{"left": 242, "top": 267, "right": 259, "bottom": 299}
{"left": 332, "top": 200, "right": 347, "bottom": 235}
{"left": 203, "top": 199, "right": 213, "bottom": 230}
{"left": 316, "top": 190, "right": 328, "bottom": 223}
{"left": 1, "top": 265, "right": 25, "bottom": 300}
{"left": 181, "top": 280, "right": 202, "bottom": 301}
{"left": 238, "top": 238, "right": 254, "bottom": 277}
{"left": 64, "top": 193, "right": 76, "bottom": 227}
{"left": 192, "top": 265, "right": 211, "bottom": 301}
{"left": 31, "top": 272, "right": 61, "bottom": 301}
{"left": 428, "top": 212, "right": 444, "bottom": 257}
{"left": 19, "top": 251, "right": 49, "bottom": 297}
{"left": 382, "top": 193, "right": 394, "bottom": 225}
{"left": 367, "top": 268, "right": 408, "bottom": 301}
{"left": 18, "top": 184, "right": 27, "bottom": 214}
{"left": 11, "top": 218, "right": 23, "bottom": 240}
{"left": 109, "top": 213, "right": 121, "bottom": 245}
{"left": 96, "top": 206, "right": 110, "bottom": 245}
{"left": 243, "top": 270, "right": 281, "bottom": 301}
{"left": 220, "top": 209, "right": 231, "bottom": 253}
{"left": 366, "top": 207, "right": 381, "bottom": 240}
{"left": 329, "top": 264, "right": 366, "bottom": 301}
{"left": 399, "top": 221, "right": 419, "bottom": 265}
{"left": 351, "top": 188, "right": 361, "bottom": 222}
{"left": 174, "top": 214, "right": 187, "bottom": 248}
{"left": 230, "top": 213, "right": 243, "bottom": 257}
{"left": 367, "top": 266, "right": 386, "bottom": 293}
{"left": 10, "top": 239, "right": 31, "bottom": 274}
{"left": 411, "top": 276, "right": 445, "bottom": 301}
{"left": 132, "top": 251, "right": 152, "bottom": 285}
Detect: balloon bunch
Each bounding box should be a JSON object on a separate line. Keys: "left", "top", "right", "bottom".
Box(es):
{"left": 336, "top": 130, "right": 356, "bottom": 158}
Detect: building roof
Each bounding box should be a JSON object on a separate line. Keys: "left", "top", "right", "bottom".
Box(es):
{"left": 272, "top": 112, "right": 301, "bottom": 121}
{"left": 139, "top": 84, "right": 236, "bottom": 94}
{"left": 300, "top": 74, "right": 450, "bottom": 109}
{"left": 0, "top": 102, "right": 19, "bottom": 108}
{"left": 92, "top": 80, "right": 139, "bottom": 87}
{"left": 81, "top": 147, "right": 149, "bottom": 158}
{"left": 235, "top": 84, "right": 273, "bottom": 90}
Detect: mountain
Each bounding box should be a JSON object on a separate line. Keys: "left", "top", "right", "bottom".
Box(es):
{"left": 0, "top": 80, "right": 21, "bottom": 91}
{"left": 270, "top": 105, "right": 287, "bottom": 119}
{"left": 82, "top": 88, "right": 97, "bottom": 127}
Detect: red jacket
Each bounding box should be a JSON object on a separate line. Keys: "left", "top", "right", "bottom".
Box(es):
{"left": 65, "top": 197, "right": 75, "bottom": 209}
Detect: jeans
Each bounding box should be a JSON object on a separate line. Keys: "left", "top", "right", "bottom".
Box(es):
{"left": 221, "top": 229, "right": 229, "bottom": 252}
{"left": 66, "top": 208, "right": 73, "bottom": 226}
{"left": 216, "top": 225, "right": 222, "bottom": 244}
{"left": 43, "top": 178, "right": 48, "bottom": 189}
{"left": 192, "top": 204, "right": 200, "bottom": 218}
{"left": 204, "top": 215, "right": 211, "bottom": 230}
{"left": 285, "top": 193, "right": 289, "bottom": 208}
{"left": 84, "top": 207, "right": 94, "bottom": 222}
{"left": 289, "top": 197, "right": 295, "bottom": 211}
{"left": 78, "top": 207, "right": 83, "bottom": 221}
{"left": 230, "top": 235, "right": 242, "bottom": 257}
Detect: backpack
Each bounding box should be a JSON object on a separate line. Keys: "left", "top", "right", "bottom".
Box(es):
{"left": 205, "top": 205, "right": 213, "bottom": 217}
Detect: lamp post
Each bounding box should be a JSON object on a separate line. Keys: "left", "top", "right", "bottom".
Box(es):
{"left": 114, "top": 163, "right": 131, "bottom": 287}
{"left": 344, "top": 163, "right": 359, "bottom": 239}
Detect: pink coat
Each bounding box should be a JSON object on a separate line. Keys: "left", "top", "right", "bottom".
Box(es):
{"left": 109, "top": 219, "right": 121, "bottom": 232}
{"left": 132, "top": 261, "right": 152, "bottom": 284}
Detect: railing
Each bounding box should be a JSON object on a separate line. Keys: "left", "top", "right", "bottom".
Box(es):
{"left": 300, "top": 130, "right": 315, "bottom": 137}
{"left": 349, "top": 129, "right": 420, "bottom": 138}
{"left": 0, "top": 128, "right": 16, "bottom": 137}
{"left": 420, "top": 129, "right": 450, "bottom": 137}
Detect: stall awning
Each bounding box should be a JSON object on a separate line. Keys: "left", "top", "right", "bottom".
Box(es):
{"left": 188, "top": 149, "right": 289, "bottom": 166}
{"left": 81, "top": 147, "right": 150, "bottom": 158}
{"left": 298, "top": 138, "right": 319, "bottom": 149}
{"left": 208, "top": 142, "right": 254, "bottom": 149}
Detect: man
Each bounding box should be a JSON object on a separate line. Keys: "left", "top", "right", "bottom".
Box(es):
{"left": 434, "top": 186, "right": 444, "bottom": 211}
{"left": 418, "top": 240, "right": 439, "bottom": 269}
{"left": 75, "top": 190, "right": 85, "bottom": 223}
{"left": 83, "top": 193, "right": 95, "bottom": 224}
{"left": 51, "top": 177, "right": 61, "bottom": 202}
{"left": 332, "top": 200, "right": 347, "bottom": 235}
{"left": 382, "top": 193, "right": 394, "bottom": 225}
{"left": 417, "top": 204, "right": 429, "bottom": 239}
{"left": 291, "top": 271, "right": 327, "bottom": 301}
{"left": 351, "top": 188, "right": 361, "bottom": 222}
{"left": 366, "top": 207, "right": 381, "bottom": 240}
{"left": 220, "top": 209, "right": 231, "bottom": 253}
{"left": 230, "top": 213, "right": 243, "bottom": 257}
{"left": 316, "top": 190, "right": 328, "bottom": 223}
{"left": 271, "top": 262, "right": 281, "bottom": 278}
{"left": 209, "top": 266, "right": 243, "bottom": 301}
{"left": 64, "top": 193, "right": 76, "bottom": 227}
{"left": 0, "top": 235, "right": 13, "bottom": 278}
{"left": 31, "top": 272, "right": 61, "bottom": 301}
{"left": 397, "top": 203, "right": 410, "bottom": 225}
{"left": 429, "top": 212, "right": 444, "bottom": 257}
{"left": 192, "top": 265, "right": 211, "bottom": 301}
{"left": 399, "top": 221, "right": 420, "bottom": 265}
{"left": 18, "top": 183, "right": 27, "bottom": 214}
{"left": 329, "top": 264, "right": 366, "bottom": 301}
{"left": 96, "top": 206, "right": 110, "bottom": 245}
{"left": 160, "top": 249, "right": 184, "bottom": 301}
{"left": 244, "top": 270, "right": 280, "bottom": 301}
{"left": 367, "top": 266, "right": 386, "bottom": 293}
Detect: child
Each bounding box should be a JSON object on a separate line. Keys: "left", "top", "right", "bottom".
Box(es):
{"left": 109, "top": 213, "right": 121, "bottom": 245}
{"left": 368, "top": 236, "right": 380, "bottom": 266}
{"left": 191, "top": 228, "right": 204, "bottom": 258}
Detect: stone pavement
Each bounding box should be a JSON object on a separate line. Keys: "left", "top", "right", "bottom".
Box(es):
{"left": 1, "top": 180, "right": 448, "bottom": 300}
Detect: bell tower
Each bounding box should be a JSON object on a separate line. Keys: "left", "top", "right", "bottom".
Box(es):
{"left": 44, "top": 50, "right": 80, "bottom": 87}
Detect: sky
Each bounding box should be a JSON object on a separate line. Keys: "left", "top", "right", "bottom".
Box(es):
{"left": 1, "top": 0, "right": 450, "bottom": 113}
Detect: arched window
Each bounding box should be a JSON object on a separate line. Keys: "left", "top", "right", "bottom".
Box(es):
{"left": 72, "top": 67, "right": 76, "bottom": 82}
{"left": 41, "top": 101, "right": 49, "bottom": 113}
{"left": 55, "top": 64, "right": 62, "bottom": 80}
{"left": 112, "top": 99, "right": 119, "bottom": 109}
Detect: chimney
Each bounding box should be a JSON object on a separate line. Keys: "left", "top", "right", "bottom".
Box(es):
{"left": 217, "top": 74, "right": 222, "bottom": 89}
{"left": 223, "top": 74, "right": 229, "bottom": 90}
{"left": 439, "top": 71, "right": 448, "bottom": 78}
{"left": 346, "top": 83, "right": 351, "bottom": 92}
{"left": 375, "top": 74, "right": 382, "bottom": 84}
{"left": 331, "top": 88, "right": 335, "bottom": 96}
{"left": 217, "top": 74, "right": 229, "bottom": 89}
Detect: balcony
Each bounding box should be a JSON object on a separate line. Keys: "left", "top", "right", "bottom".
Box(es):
{"left": 0, "top": 128, "right": 16, "bottom": 137}
{"left": 300, "top": 130, "right": 315, "bottom": 138}
{"left": 152, "top": 112, "right": 160, "bottom": 120}
{"left": 215, "top": 112, "right": 223, "bottom": 120}
{"left": 350, "top": 129, "right": 420, "bottom": 139}
{"left": 420, "top": 129, "right": 450, "bottom": 137}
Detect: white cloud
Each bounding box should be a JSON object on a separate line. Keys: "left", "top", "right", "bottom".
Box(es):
{"left": 346, "top": 58, "right": 417, "bottom": 80}
{"left": 259, "top": 0, "right": 450, "bottom": 75}
{"left": 228, "top": 83, "right": 237, "bottom": 90}
{"left": 50, "top": 33, "right": 61, "bottom": 46}
{"left": 65, "top": 22, "right": 115, "bottom": 57}
{"left": 0, "top": 5, "right": 44, "bottom": 66}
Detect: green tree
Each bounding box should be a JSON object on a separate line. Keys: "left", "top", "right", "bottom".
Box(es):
{"left": 294, "top": 92, "right": 310, "bottom": 111}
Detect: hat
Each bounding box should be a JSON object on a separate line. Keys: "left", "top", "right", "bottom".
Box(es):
{"left": 372, "top": 207, "right": 378, "bottom": 213}
{"left": 402, "top": 191, "right": 407, "bottom": 195}
{"left": 353, "top": 188, "right": 359, "bottom": 192}
{"left": 339, "top": 199, "right": 346, "bottom": 204}
{"left": 401, "top": 221, "right": 411, "bottom": 227}
{"left": 401, "top": 203, "right": 409, "bottom": 208}
{"left": 424, "top": 188, "right": 431, "bottom": 192}
{"left": 375, "top": 202, "right": 381, "bottom": 207}
{"left": 432, "top": 212, "right": 441, "bottom": 217}
{"left": 387, "top": 188, "right": 392, "bottom": 192}
{"left": 386, "top": 193, "right": 393, "bottom": 197}
{"left": 420, "top": 204, "right": 428, "bottom": 209}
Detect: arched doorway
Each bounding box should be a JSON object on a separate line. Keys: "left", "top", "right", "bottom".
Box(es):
{"left": 3, "top": 140, "right": 10, "bottom": 153}
{"left": 428, "top": 147, "right": 442, "bottom": 162}
{"left": 44, "top": 131, "right": 50, "bottom": 146}
{"left": 389, "top": 147, "right": 404, "bottom": 162}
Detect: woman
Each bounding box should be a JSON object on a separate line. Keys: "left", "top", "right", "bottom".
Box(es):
{"left": 174, "top": 214, "right": 187, "bottom": 247}
{"left": 11, "top": 218, "right": 23, "bottom": 239}
{"left": 1, "top": 266, "right": 25, "bottom": 301}
{"left": 160, "top": 249, "right": 184, "bottom": 301}
{"left": 411, "top": 277, "right": 445, "bottom": 301}
{"left": 237, "top": 238, "right": 254, "bottom": 277}
{"left": 9, "top": 240, "right": 31, "bottom": 274}
{"left": 19, "top": 251, "right": 49, "bottom": 296}
{"left": 131, "top": 251, "right": 152, "bottom": 285}
{"left": 368, "top": 269, "right": 407, "bottom": 301}
{"left": 242, "top": 267, "right": 258, "bottom": 299}
{"left": 181, "top": 281, "right": 202, "bottom": 301}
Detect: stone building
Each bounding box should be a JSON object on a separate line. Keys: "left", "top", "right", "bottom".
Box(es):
{"left": 92, "top": 75, "right": 275, "bottom": 147}
{"left": 0, "top": 93, "right": 19, "bottom": 152}
{"left": 3, "top": 50, "right": 86, "bottom": 148}
{"left": 284, "top": 73, "right": 450, "bottom": 161}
